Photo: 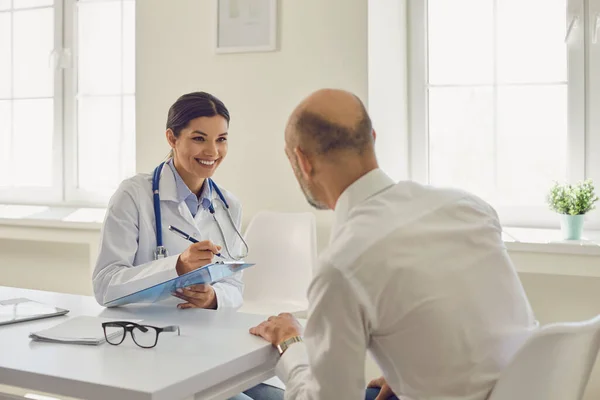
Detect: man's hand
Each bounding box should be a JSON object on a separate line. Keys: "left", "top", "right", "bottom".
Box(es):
{"left": 176, "top": 241, "right": 221, "bottom": 276}
{"left": 367, "top": 376, "right": 396, "bottom": 400}
{"left": 249, "top": 313, "right": 303, "bottom": 346}
{"left": 172, "top": 284, "right": 217, "bottom": 309}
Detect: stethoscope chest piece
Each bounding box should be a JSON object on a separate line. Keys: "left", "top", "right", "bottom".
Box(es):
{"left": 154, "top": 246, "right": 168, "bottom": 260}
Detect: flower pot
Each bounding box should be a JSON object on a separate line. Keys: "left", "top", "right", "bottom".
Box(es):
{"left": 559, "top": 214, "right": 585, "bottom": 240}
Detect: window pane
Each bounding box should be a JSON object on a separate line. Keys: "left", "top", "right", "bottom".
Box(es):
{"left": 13, "top": 99, "right": 53, "bottom": 187}
{"left": 425, "top": 0, "right": 570, "bottom": 212}
{"left": 13, "top": 8, "right": 54, "bottom": 98}
{"left": 76, "top": 0, "right": 135, "bottom": 198}
{"left": 13, "top": 0, "right": 53, "bottom": 8}
{"left": 0, "top": 13, "right": 10, "bottom": 98}
{"left": 428, "top": 0, "right": 494, "bottom": 85}
{"left": 123, "top": 0, "right": 135, "bottom": 94}
{"left": 496, "top": 85, "right": 568, "bottom": 205}
{"left": 497, "top": 0, "right": 567, "bottom": 84}
{"left": 77, "top": 96, "right": 121, "bottom": 192}
{"left": 428, "top": 87, "right": 495, "bottom": 199}
{"left": 0, "top": 101, "right": 11, "bottom": 187}
{"left": 0, "top": 1, "right": 10, "bottom": 12}
{"left": 78, "top": 1, "right": 122, "bottom": 95}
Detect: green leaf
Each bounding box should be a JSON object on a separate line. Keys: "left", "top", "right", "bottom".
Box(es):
{"left": 547, "top": 180, "right": 599, "bottom": 215}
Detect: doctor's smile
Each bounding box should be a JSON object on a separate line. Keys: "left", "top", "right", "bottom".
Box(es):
{"left": 196, "top": 158, "right": 220, "bottom": 167}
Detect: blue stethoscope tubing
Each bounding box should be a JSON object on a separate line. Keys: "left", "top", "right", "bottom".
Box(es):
{"left": 152, "top": 161, "right": 249, "bottom": 261}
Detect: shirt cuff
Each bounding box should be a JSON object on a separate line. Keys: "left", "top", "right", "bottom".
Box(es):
{"left": 212, "top": 283, "right": 224, "bottom": 309}
{"left": 211, "top": 282, "right": 240, "bottom": 309}
{"left": 275, "top": 341, "right": 308, "bottom": 383}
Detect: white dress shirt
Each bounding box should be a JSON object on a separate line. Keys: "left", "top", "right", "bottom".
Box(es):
{"left": 276, "top": 168, "right": 537, "bottom": 400}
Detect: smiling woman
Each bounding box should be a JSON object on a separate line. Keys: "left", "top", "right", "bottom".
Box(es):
{"left": 92, "top": 90, "right": 243, "bottom": 310}
{"left": 165, "top": 92, "right": 230, "bottom": 181}
{"left": 92, "top": 91, "right": 283, "bottom": 398}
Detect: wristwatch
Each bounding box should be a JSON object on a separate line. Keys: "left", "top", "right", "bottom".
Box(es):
{"left": 276, "top": 336, "right": 303, "bottom": 356}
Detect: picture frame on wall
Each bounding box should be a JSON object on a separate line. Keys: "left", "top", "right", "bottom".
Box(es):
{"left": 216, "top": 0, "right": 277, "bottom": 54}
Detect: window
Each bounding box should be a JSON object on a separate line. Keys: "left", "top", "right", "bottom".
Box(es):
{"left": 408, "top": 0, "right": 600, "bottom": 228}
{"left": 0, "top": 0, "right": 135, "bottom": 207}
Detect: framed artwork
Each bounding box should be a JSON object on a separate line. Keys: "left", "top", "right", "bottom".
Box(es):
{"left": 216, "top": 0, "right": 278, "bottom": 54}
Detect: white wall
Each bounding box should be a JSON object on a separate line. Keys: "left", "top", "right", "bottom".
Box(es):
{"left": 0, "top": 239, "right": 90, "bottom": 295}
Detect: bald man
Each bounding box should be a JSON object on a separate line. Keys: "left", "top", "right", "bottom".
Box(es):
{"left": 250, "top": 89, "right": 537, "bottom": 400}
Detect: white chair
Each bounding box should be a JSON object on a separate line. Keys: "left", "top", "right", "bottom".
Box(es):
{"left": 487, "top": 314, "right": 600, "bottom": 400}
{"left": 237, "top": 211, "right": 317, "bottom": 317}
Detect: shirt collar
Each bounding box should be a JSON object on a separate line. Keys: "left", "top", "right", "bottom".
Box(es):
{"left": 166, "top": 159, "right": 211, "bottom": 205}
{"left": 333, "top": 168, "right": 395, "bottom": 229}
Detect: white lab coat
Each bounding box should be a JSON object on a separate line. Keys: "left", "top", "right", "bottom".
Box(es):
{"left": 93, "top": 164, "right": 244, "bottom": 308}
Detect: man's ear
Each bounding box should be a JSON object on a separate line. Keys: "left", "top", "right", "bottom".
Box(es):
{"left": 372, "top": 129, "right": 377, "bottom": 142}
{"left": 293, "top": 147, "right": 313, "bottom": 180}
{"left": 166, "top": 129, "right": 177, "bottom": 149}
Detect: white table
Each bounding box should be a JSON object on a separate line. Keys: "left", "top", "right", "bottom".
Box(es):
{"left": 0, "top": 287, "right": 279, "bottom": 400}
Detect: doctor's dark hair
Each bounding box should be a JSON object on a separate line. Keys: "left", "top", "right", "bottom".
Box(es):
{"left": 166, "top": 92, "right": 230, "bottom": 157}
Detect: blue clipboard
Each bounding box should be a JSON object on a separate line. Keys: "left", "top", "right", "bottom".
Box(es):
{"left": 105, "top": 261, "right": 254, "bottom": 307}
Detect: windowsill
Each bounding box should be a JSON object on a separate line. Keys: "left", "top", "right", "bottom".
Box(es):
{"left": 0, "top": 204, "right": 104, "bottom": 231}
{"left": 0, "top": 206, "right": 598, "bottom": 256}
{"left": 503, "top": 227, "right": 600, "bottom": 256}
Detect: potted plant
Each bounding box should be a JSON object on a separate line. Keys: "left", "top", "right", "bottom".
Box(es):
{"left": 547, "top": 180, "right": 598, "bottom": 240}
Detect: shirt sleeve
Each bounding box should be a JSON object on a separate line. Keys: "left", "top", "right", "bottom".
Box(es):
{"left": 92, "top": 184, "right": 179, "bottom": 306}
{"left": 275, "top": 265, "right": 370, "bottom": 400}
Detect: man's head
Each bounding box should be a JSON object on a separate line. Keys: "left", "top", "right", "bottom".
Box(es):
{"left": 284, "top": 89, "right": 377, "bottom": 210}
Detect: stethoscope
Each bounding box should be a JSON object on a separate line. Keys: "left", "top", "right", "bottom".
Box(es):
{"left": 152, "top": 161, "right": 249, "bottom": 261}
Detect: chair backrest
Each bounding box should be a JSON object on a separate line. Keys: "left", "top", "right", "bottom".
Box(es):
{"left": 487, "top": 314, "right": 600, "bottom": 400}
{"left": 241, "top": 211, "right": 317, "bottom": 310}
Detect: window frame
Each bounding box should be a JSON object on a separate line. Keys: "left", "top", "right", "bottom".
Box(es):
{"left": 587, "top": 0, "right": 600, "bottom": 218}
{"left": 406, "top": 0, "right": 600, "bottom": 229}
{"left": 0, "top": 1, "right": 65, "bottom": 205}
{"left": 0, "top": 0, "right": 134, "bottom": 208}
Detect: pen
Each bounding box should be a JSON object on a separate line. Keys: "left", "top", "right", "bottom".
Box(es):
{"left": 168, "top": 225, "right": 223, "bottom": 258}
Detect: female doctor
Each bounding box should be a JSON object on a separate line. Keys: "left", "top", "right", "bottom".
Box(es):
{"left": 93, "top": 92, "right": 284, "bottom": 400}
{"left": 93, "top": 91, "right": 247, "bottom": 310}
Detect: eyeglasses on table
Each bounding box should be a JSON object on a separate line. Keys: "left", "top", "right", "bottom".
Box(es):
{"left": 102, "top": 321, "right": 180, "bottom": 349}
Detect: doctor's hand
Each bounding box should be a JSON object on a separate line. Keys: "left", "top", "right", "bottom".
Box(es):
{"left": 175, "top": 240, "right": 222, "bottom": 276}
{"left": 249, "top": 313, "right": 303, "bottom": 346}
{"left": 172, "top": 284, "right": 217, "bottom": 310}
{"left": 367, "top": 376, "right": 397, "bottom": 400}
